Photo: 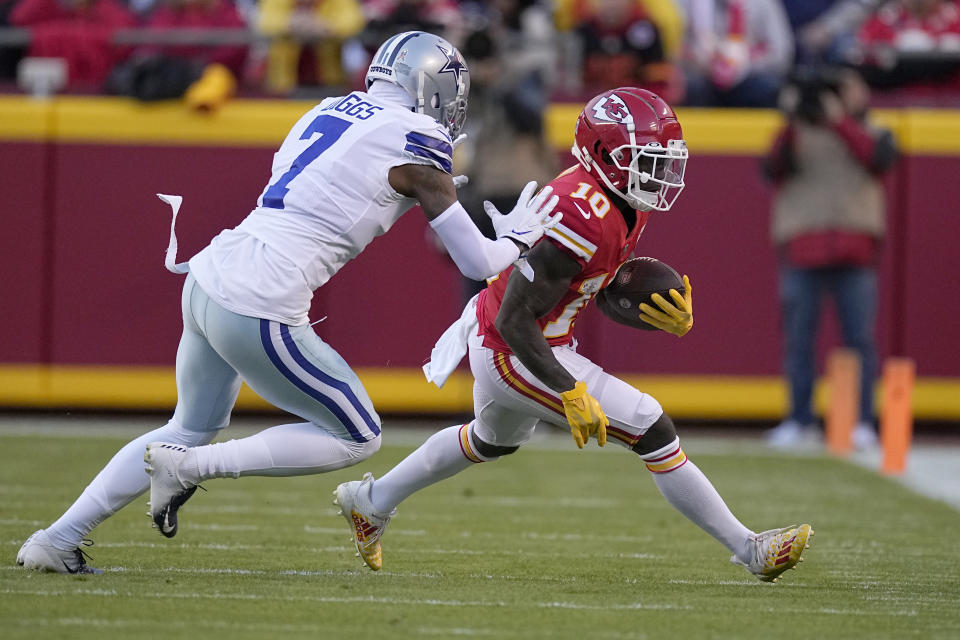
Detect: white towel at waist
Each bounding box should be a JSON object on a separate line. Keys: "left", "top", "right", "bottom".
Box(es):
{"left": 422, "top": 293, "right": 480, "bottom": 388}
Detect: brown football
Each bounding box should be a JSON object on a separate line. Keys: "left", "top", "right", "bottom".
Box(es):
{"left": 595, "top": 257, "right": 684, "bottom": 331}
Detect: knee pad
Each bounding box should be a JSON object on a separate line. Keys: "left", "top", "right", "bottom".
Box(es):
{"left": 631, "top": 412, "right": 678, "bottom": 456}
{"left": 470, "top": 428, "right": 520, "bottom": 459}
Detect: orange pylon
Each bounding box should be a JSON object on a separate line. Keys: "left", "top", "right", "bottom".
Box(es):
{"left": 825, "top": 349, "right": 860, "bottom": 456}
{"left": 881, "top": 358, "right": 916, "bottom": 475}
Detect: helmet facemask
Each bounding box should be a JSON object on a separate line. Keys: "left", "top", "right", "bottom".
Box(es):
{"left": 571, "top": 87, "right": 688, "bottom": 212}
{"left": 414, "top": 69, "right": 469, "bottom": 139}
{"left": 609, "top": 139, "right": 687, "bottom": 211}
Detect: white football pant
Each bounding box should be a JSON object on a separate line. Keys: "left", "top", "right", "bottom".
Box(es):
{"left": 44, "top": 274, "right": 380, "bottom": 550}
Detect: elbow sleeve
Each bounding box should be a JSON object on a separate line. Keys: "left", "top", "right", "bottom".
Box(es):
{"left": 429, "top": 201, "right": 520, "bottom": 280}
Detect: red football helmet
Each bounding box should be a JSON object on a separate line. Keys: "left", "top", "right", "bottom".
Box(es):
{"left": 572, "top": 87, "right": 688, "bottom": 211}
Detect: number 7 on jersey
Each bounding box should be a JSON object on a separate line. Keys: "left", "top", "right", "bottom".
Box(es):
{"left": 262, "top": 115, "right": 352, "bottom": 210}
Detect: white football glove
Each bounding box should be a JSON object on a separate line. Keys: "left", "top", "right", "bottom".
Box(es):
{"left": 485, "top": 181, "right": 562, "bottom": 249}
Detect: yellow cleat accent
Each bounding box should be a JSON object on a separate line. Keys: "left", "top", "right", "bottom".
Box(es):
{"left": 333, "top": 473, "right": 394, "bottom": 572}
{"left": 733, "top": 523, "right": 814, "bottom": 584}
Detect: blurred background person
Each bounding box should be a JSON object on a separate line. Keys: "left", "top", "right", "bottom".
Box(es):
{"left": 10, "top": 0, "right": 136, "bottom": 90}
{"left": 0, "top": 0, "right": 26, "bottom": 81}
{"left": 360, "top": 0, "right": 462, "bottom": 53}
{"left": 570, "top": 0, "right": 681, "bottom": 103}
{"left": 852, "top": 0, "right": 960, "bottom": 94}
{"left": 256, "top": 0, "right": 365, "bottom": 95}
{"left": 761, "top": 67, "right": 897, "bottom": 450}
{"left": 106, "top": 0, "right": 246, "bottom": 109}
{"left": 678, "top": 0, "right": 793, "bottom": 107}
{"left": 445, "top": 0, "right": 558, "bottom": 301}
{"left": 347, "top": 0, "right": 462, "bottom": 88}
{"left": 786, "top": 0, "right": 881, "bottom": 64}
{"left": 142, "top": 0, "right": 247, "bottom": 77}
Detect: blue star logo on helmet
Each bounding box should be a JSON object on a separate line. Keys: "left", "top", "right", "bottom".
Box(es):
{"left": 436, "top": 45, "right": 467, "bottom": 84}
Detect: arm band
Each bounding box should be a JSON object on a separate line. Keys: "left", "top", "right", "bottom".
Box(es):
{"left": 429, "top": 201, "right": 521, "bottom": 281}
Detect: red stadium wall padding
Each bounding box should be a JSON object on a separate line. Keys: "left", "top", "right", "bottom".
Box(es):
{"left": 1, "top": 142, "right": 49, "bottom": 363}
{"left": 2, "top": 139, "right": 957, "bottom": 378}
{"left": 48, "top": 144, "right": 271, "bottom": 365}
{"left": 900, "top": 156, "right": 960, "bottom": 376}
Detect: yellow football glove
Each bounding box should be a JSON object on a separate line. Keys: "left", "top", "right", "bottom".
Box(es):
{"left": 638, "top": 274, "right": 694, "bottom": 337}
{"left": 559, "top": 381, "right": 608, "bottom": 449}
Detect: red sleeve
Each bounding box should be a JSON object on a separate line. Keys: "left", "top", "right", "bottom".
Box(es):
{"left": 832, "top": 117, "right": 881, "bottom": 170}
{"left": 761, "top": 124, "right": 796, "bottom": 183}
{"left": 205, "top": 0, "right": 247, "bottom": 72}
{"left": 9, "top": 0, "right": 69, "bottom": 25}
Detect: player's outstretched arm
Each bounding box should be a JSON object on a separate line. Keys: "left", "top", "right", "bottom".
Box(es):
{"left": 482, "top": 181, "right": 561, "bottom": 248}
{"left": 390, "top": 163, "right": 523, "bottom": 280}
{"left": 496, "top": 241, "right": 608, "bottom": 448}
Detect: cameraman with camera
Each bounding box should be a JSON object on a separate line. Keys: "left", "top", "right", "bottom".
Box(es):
{"left": 762, "top": 67, "right": 897, "bottom": 450}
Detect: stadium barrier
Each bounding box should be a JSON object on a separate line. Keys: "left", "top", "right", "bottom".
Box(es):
{"left": 0, "top": 96, "right": 958, "bottom": 420}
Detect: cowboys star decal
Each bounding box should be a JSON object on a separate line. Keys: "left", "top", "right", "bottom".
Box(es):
{"left": 436, "top": 45, "right": 467, "bottom": 83}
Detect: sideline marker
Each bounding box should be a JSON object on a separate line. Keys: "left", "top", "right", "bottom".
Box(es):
{"left": 825, "top": 349, "right": 860, "bottom": 456}
{"left": 881, "top": 358, "right": 916, "bottom": 475}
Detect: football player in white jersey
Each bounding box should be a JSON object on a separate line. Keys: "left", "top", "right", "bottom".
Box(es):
{"left": 17, "top": 31, "right": 560, "bottom": 574}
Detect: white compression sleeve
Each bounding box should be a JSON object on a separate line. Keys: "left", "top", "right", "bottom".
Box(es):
{"left": 429, "top": 201, "right": 521, "bottom": 280}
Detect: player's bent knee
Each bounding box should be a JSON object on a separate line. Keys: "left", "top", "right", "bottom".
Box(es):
{"left": 354, "top": 436, "right": 381, "bottom": 461}
{"left": 470, "top": 429, "right": 519, "bottom": 458}
{"left": 631, "top": 412, "right": 678, "bottom": 456}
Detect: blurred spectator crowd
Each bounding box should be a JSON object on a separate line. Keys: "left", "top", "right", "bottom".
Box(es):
{"left": 2, "top": 0, "right": 960, "bottom": 109}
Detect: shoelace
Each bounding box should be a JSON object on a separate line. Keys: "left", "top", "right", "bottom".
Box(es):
{"left": 71, "top": 539, "right": 97, "bottom": 573}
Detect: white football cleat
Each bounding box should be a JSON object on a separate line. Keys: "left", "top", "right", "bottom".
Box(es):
{"left": 145, "top": 442, "right": 198, "bottom": 538}
{"left": 333, "top": 472, "right": 395, "bottom": 571}
{"left": 732, "top": 524, "right": 814, "bottom": 583}
{"left": 17, "top": 529, "right": 102, "bottom": 575}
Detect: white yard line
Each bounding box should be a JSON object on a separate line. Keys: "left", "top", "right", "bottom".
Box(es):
{"left": 1, "top": 585, "right": 922, "bottom": 617}
{"left": 0, "top": 586, "right": 689, "bottom": 611}
{"left": 2, "top": 418, "right": 957, "bottom": 512}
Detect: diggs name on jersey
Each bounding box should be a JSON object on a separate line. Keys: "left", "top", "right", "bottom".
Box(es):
{"left": 322, "top": 94, "right": 384, "bottom": 121}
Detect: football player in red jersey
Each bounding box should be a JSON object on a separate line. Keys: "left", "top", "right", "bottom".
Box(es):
{"left": 335, "top": 88, "right": 813, "bottom": 581}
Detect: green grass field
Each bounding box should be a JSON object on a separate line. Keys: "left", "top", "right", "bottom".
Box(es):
{"left": 2, "top": 421, "right": 959, "bottom": 639}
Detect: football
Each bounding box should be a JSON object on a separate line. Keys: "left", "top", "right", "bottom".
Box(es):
{"left": 595, "top": 257, "right": 684, "bottom": 330}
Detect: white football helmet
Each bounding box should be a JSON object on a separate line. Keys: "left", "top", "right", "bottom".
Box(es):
{"left": 366, "top": 31, "right": 470, "bottom": 139}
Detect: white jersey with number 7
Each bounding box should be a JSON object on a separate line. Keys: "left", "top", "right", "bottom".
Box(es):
{"left": 188, "top": 91, "right": 454, "bottom": 326}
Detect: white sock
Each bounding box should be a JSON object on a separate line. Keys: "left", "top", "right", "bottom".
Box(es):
{"left": 181, "top": 422, "right": 375, "bottom": 482}
{"left": 45, "top": 419, "right": 217, "bottom": 551}
{"left": 370, "top": 423, "right": 490, "bottom": 514}
{"left": 639, "top": 438, "right": 754, "bottom": 561}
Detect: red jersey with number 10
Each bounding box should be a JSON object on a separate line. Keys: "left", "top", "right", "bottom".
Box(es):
{"left": 476, "top": 164, "right": 650, "bottom": 353}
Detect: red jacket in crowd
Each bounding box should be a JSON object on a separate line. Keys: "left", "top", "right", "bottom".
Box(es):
{"left": 143, "top": 0, "right": 247, "bottom": 75}
{"left": 11, "top": 0, "right": 136, "bottom": 88}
